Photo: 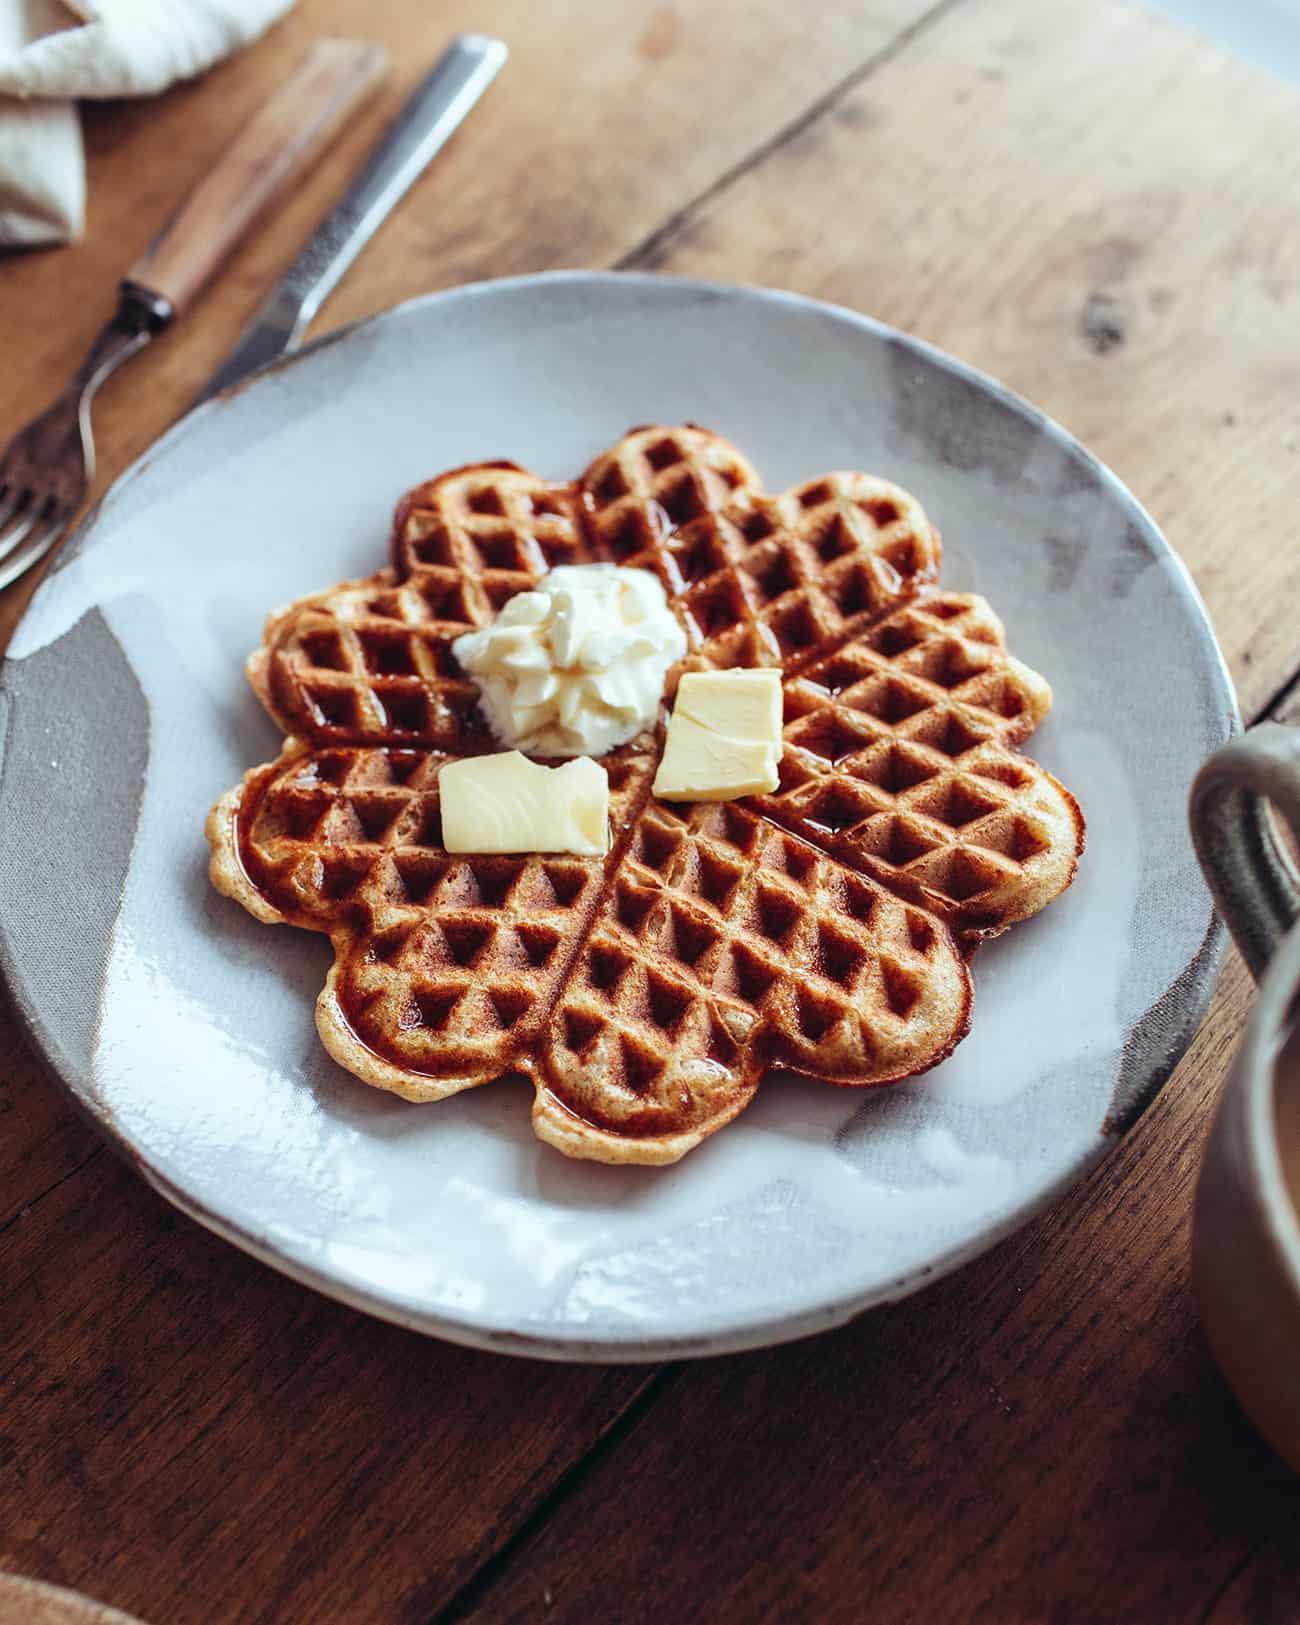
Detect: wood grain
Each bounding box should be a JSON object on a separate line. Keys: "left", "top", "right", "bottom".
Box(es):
{"left": 0, "top": 1027, "right": 99, "bottom": 1233}
{"left": 0, "top": 0, "right": 934, "bottom": 648}
{"left": 623, "top": 0, "right": 1300, "bottom": 722}
{"left": 127, "top": 42, "right": 389, "bottom": 313}
{"left": 0, "top": 1145, "right": 655, "bottom": 1625}
{"left": 2, "top": 0, "right": 1300, "bottom": 1621}
{"left": 0, "top": 0, "right": 933, "bottom": 1217}
{"left": 437, "top": 4, "right": 1300, "bottom": 1613}
{"left": 448, "top": 965, "right": 1300, "bottom": 1625}
{"left": 0, "top": 5, "right": 940, "bottom": 1621}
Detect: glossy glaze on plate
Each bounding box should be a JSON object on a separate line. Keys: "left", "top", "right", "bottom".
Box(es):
{"left": 0, "top": 273, "right": 1235, "bottom": 1358}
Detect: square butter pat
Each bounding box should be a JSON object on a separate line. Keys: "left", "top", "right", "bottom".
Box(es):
{"left": 440, "top": 752, "right": 609, "bottom": 854}
{"left": 653, "top": 669, "right": 784, "bottom": 801}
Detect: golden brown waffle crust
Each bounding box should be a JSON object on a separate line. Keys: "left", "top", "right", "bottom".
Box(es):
{"left": 207, "top": 425, "right": 1084, "bottom": 1165}
{"left": 207, "top": 771, "right": 288, "bottom": 927}
{"left": 530, "top": 1087, "right": 752, "bottom": 1167}
{"left": 315, "top": 968, "right": 489, "bottom": 1103}
{"left": 210, "top": 759, "right": 516, "bottom": 1103}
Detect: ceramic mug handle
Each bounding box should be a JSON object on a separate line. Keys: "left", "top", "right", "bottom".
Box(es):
{"left": 1190, "top": 723, "right": 1300, "bottom": 981}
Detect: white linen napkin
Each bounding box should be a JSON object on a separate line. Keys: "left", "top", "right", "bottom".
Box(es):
{"left": 0, "top": 0, "right": 295, "bottom": 247}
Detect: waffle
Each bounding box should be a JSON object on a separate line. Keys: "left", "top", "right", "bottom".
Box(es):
{"left": 535, "top": 798, "right": 971, "bottom": 1162}
{"left": 250, "top": 426, "right": 941, "bottom": 744}
{"left": 758, "top": 593, "right": 1081, "bottom": 936}
{"left": 583, "top": 427, "right": 943, "bottom": 676}
{"left": 209, "top": 741, "right": 656, "bottom": 1097}
{"left": 209, "top": 425, "right": 1083, "bottom": 1165}
{"left": 247, "top": 463, "right": 592, "bottom": 747}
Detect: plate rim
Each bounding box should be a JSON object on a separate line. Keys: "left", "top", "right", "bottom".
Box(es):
{"left": 0, "top": 268, "right": 1238, "bottom": 1360}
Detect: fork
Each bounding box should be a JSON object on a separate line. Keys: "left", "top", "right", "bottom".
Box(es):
{"left": 0, "top": 40, "right": 389, "bottom": 593}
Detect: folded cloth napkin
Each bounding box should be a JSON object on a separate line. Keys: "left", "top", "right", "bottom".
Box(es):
{"left": 0, "top": 0, "right": 295, "bottom": 247}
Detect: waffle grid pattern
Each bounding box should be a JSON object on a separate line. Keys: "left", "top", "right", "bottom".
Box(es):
{"left": 259, "top": 427, "right": 942, "bottom": 741}
{"left": 257, "top": 466, "right": 597, "bottom": 745}
{"left": 584, "top": 432, "right": 943, "bottom": 675}
{"left": 537, "top": 799, "right": 969, "bottom": 1153}
{"left": 754, "top": 594, "right": 1079, "bottom": 932}
{"left": 236, "top": 744, "right": 654, "bottom": 1088}
{"left": 210, "top": 425, "right": 1083, "bottom": 1164}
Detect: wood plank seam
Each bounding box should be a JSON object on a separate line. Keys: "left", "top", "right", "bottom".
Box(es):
{"left": 1, "top": 0, "right": 1297, "bottom": 1615}
{"left": 1263, "top": 665, "right": 1300, "bottom": 724}
{"left": 2, "top": 11, "right": 1293, "bottom": 1612}
{"left": 1194, "top": 1543, "right": 1262, "bottom": 1625}
{"left": 615, "top": 0, "right": 966, "bottom": 273}
{"left": 428, "top": 1364, "right": 681, "bottom": 1625}
{"left": 0, "top": 1144, "right": 102, "bottom": 1243}
{"left": 390, "top": 2, "right": 1300, "bottom": 1614}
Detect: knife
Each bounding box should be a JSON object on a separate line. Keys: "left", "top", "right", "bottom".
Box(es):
{"left": 195, "top": 33, "right": 507, "bottom": 406}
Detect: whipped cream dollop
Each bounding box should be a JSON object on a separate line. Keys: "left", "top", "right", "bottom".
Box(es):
{"left": 453, "top": 564, "right": 687, "bottom": 758}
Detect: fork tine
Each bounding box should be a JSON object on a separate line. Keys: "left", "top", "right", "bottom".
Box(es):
{"left": 0, "top": 486, "right": 28, "bottom": 537}
{"left": 0, "top": 498, "right": 49, "bottom": 569}
{"left": 0, "top": 509, "right": 72, "bottom": 593}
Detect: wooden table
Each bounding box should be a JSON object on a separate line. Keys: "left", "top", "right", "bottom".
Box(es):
{"left": 3, "top": 2, "right": 1300, "bottom": 1620}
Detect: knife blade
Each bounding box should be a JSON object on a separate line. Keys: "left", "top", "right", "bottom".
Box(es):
{"left": 195, "top": 33, "right": 507, "bottom": 406}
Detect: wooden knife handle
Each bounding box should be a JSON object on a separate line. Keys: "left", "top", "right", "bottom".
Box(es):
{"left": 127, "top": 40, "right": 390, "bottom": 316}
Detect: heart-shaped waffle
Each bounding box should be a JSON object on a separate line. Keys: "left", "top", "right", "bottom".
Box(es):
{"left": 209, "top": 426, "right": 1083, "bottom": 1164}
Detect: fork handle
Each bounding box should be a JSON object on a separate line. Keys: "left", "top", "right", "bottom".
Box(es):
{"left": 126, "top": 40, "right": 390, "bottom": 318}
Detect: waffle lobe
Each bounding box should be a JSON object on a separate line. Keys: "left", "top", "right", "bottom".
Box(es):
{"left": 208, "top": 426, "right": 1083, "bottom": 1165}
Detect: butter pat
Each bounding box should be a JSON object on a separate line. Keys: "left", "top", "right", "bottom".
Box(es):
{"left": 440, "top": 752, "right": 609, "bottom": 855}
{"left": 653, "top": 670, "right": 784, "bottom": 802}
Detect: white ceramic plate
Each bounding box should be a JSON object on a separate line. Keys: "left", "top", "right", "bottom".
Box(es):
{"left": 0, "top": 272, "right": 1235, "bottom": 1360}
